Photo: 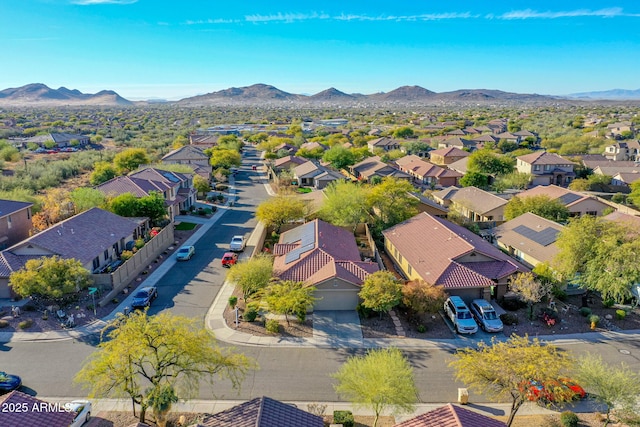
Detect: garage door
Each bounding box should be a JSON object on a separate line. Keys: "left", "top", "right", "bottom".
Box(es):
{"left": 314, "top": 290, "right": 360, "bottom": 311}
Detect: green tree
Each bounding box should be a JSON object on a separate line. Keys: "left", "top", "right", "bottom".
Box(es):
{"left": 70, "top": 187, "right": 106, "bottom": 213}
{"left": 9, "top": 256, "right": 91, "bottom": 298}
{"left": 627, "top": 180, "right": 640, "bottom": 207}
{"left": 209, "top": 148, "right": 241, "bottom": 169}
{"left": 136, "top": 192, "right": 167, "bottom": 224}
{"left": 359, "top": 271, "right": 403, "bottom": 318}
{"left": 171, "top": 135, "right": 188, "bottom": 149}
{"left": 402, "top": 279, "right": 447, "bottom": 316}
{"left": 90, "top": 161, "right": 117, "bottom": 185}
{"left": 75, "top": 311, "right": 253, "bottom": 424}
{"left": 108, "top": 193, "right": 139, "bottom": 218}
{"left": 392, "top": 127, "right": 414, "bottom": 139}
{"left": 322, "top": 145, "right": 355, "bottom": 170}
{"left": 296, "top": 146, "right": 325, "bottom": 160}
{"left": 504, "top": 195, "right": 569, "bottom": 222}
{"left": 492, "top": 172, "right": 531, "bottom": 191}
{"left": 467, "top": 149, "right": 515, "bottom": 176}
{"left": 459, "top": 171, "right": 489, "bottom": 189}
{"left": 113, "top": 148, "right": 151, "bottom": 174}
{"left": 256, "top": 196, "right": 306, "bottom": 232}
{"left": 576, "top": 354, "right": 640, "bottom": 426}
{"left": 146, "top": 384, "right": 178, "bottom": 427}
{"left": 332, "top": 348, "right": 418, "bottom": 427}
{"left": 366, "top": 177, "right": 418, "bottom": 231}
{"left": 319, "top": 181, "right": 368, "bottom": 229}
{"left": 509, "top": 272, "right": 552, "bottom": 320}
{"left": 450, "top": 335, "right": 573, "bottom": 427}
{"left": 227, "top": 254, "right": 274, "bottom": 300}
{"left": 263, "top": 280, "right": 317, "bottom": 325}
{"left": 401, "top": 140, "right": 430, "bottom": 156}
{"left": 193, "top": 175, "right": 211, "bottom": 197}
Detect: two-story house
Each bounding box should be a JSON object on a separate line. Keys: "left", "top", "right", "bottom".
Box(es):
{"left": 0, "top": 200, "right": 33, "bottom": 250}
{"left": 161, "top": 145, "right": 212, "bottom": 180}
{"left": 395, "top": 155, "right": 461, "bottom": 187}
{"left": 603, "top": 140, "right": 640, "bottom": 161}
{"left": 516, "top": 151, "right": 576, "bottom": 186}
{"left": 96, "top": 167, "right": 196, "bottom": 221}
{"left": 367, "top": 137, "right": 401, "bottom": 154}
{"left": 429, "top": 147, "right": 470, "bottom": 166}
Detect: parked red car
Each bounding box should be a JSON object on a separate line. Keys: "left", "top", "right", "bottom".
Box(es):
{"left": 523, "top": 378, "right": 586, "bottom": 402}
{"left": 221, "top": 252, "right": 238, "bottom": 268}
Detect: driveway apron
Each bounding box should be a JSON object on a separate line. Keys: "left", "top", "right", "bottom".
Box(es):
{"left": 313, "top": 310, "right": 363, "bottom": 341}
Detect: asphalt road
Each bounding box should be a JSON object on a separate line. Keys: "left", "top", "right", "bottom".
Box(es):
{"left": 4, "top": 145, "right": 640, "bottom": 405}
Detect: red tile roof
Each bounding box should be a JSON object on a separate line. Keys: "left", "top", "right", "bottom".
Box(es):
{"left": 394, "top": 403, "right": 507, "bottom": 427}
{"left": 517, "top": 151, "right": 575, "bottom": 166}
{"left": 0, "top": 391, "right": 76, "bottom": 427}
{"left": 273, "top": 219, "right": 378, "bottom": 287}
{"left": 383, "top": 213, "right": 526, "bottom": 288}
{"left": 429, "top": 147, "right": 470, "bottom": 158}
{"left": 196, "top": 396, "right": 324, "bottom": 427}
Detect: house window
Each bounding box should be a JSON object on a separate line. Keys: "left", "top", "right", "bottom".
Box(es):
{"left": 544, "top": 165, "right": 551, "bottom": 171}
{"left": 394, "top": 248, "right": 399, "bottom": 259}
{"left": 533, "top": 165, "right": 540, "bottom": 171}
{"left": 27, "top": 209, "right": 30, "bottom": 219}
{"left": 398, "top": 254, "right": 403, "bottom": 264}
{"left": 6, "top": 215, "right": 11, "bottom": 229}
{"left": 104, "top": 250, "right": 109, "bottom": 261}
{"left": 92, "top": 257, "right": 100, "bottom": 270}
{"left": 407, "top": 264, "right": 412, "bottom": 276}
{"left": 586, "top": 211, "right": 597, "bottom": 216}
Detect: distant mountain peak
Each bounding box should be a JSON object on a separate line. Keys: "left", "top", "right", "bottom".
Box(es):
{"left": 0, "top": 83, "right": 131, "bottom": 106}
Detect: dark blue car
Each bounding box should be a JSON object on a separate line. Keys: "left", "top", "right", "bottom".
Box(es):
{"left": 131, "top": 286, "right": 158, "bottom": 309}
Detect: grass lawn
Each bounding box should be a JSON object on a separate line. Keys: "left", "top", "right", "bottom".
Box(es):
{"left": 175, "top": 222, "right": 197, "bottom": 230}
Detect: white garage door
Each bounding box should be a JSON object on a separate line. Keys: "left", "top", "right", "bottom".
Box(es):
{"left": 314, "top": 290, "right": 360, "bottom": 311}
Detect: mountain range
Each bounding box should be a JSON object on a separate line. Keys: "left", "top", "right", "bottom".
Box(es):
{"left": 0, "top": 83, "right": 638, "bottom": 107}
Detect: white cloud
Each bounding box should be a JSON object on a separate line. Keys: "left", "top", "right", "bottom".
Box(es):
{"left": 498, "top": 7, "right": 630, "bottom": 20}
{"left": 244, "top": 12, "right": 474, "bottom": 24}
{"left": 71, "top": 0, "right": 138, "bottom": 5}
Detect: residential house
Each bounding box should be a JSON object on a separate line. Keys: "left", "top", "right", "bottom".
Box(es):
{"left": 431, "top": 186, "right": 460, "bottom": 208}
{"left": 448, "top": 186, "right": 509, "bottom": 224}
{"left": 299, "top": 141, "right": 328, "bottom": 153}
{"left": 471, "top": 133, "right": 500, "bottom": 147}
{"left": 0, "top": 391, "right": 76, "bottom": 427}
{"left": 0, "top": 199, "right": 33, "bottom": 250}
{"left": 0, "top": 207, "right": 147, "bottom": 298}
{"left": 409, "top": 193, "right": 449, "bottom": 217}
{"left": 272, "top": 155, "right": 307, "bottom": 173}
{"left": 383, "top": 213, "right": 527, "bottom": 301}
{"left": 272, "top": 219, "right": 379, "bottom": 310}
{"left": 96, "top": 167, "right": 196, "bottom": 221}
{"left": 494, "top": 131, "right": 521, "bottom": 144}
{"left": 161, "top": 145, "right": 212, "bottom": 180}
{"left": 487, "top": 118, "right": 508, "bottom": 134}
{"left": 447, "top": 156, "right": 469, "bottom": 175}
{"left": 312, "top": 169, "right": 345, "bottom": 189}
{"left": 513, "top": 130, "right": 537, "bottom": 141}
{"left": 611, "top": 171, "right": 640, "bottom": 186}
{"left": 429, "top": 147, "right": 470, "bottom": 166}
{"left": 604, "top": 211, "right": 640, "bottom": 230}
{"left": 494, "top": 212, "right": 563, "bottom": 269}
{"left": 189, "top": 132, "right": 218, "bottom": 149}
{"left": 396, "top": 155, "right": 462, "bottom": 187}
{"left": 603, "top": 140, "right": 640, "bottom": 161}
{"left": 274, "top": 142, "right": 298, "bottom": 156}
{"left": 24, "top": 132, "right": 90, "bottom": 148}
{"left": 367, "top": 137, "right": 401, "bottom": 153}
{"left": 394, "top": 403, "right": 507, "bottom": 427}
{"left": 516, "top": 151, "right": 576, "bottom": 186}
{"left": 516, "top": 185, "right": 610, "bottom": 217}
{"left": 350, "top": 156, "right": 412, "bottom": 182}
{"left": 607, "top": 121, "right": 634, "bottom": 138}
{"left": 437, "top": 137, "right": 476, "bottom": 151}
{"left": 193, "top": 396, "right": 324, "bottom": 427}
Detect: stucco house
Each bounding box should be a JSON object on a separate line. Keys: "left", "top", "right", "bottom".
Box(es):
{"left": 383, "top": 213, "right": 527, "bottom": 302}
{"left": 437, "top": 137, "right": 476, "bottom": 152}
{"left": 494, "top": 212, "right": 563, "bottom": 269}
{"left": 0, "top": 199, "right": 33, "bottom": 250}
{"left": 394, "top": 403, "right": 507, "bottom": 427}
{"left": 272, "top": 219, "right": 379, "bottom": 311}
{"left": 429, "top": 147, "right": 470, "bottom": 166}
{"left": 515, "top": 185, "right": 610, "bottom": 217}
{"left": 292, "top": 161, "right": 342, "bottom": 189}
{"left": 603, "top": 140, "right": 640, "bottom": 161}
{"left": 350, "top": 156, "right": 412, "bottom": 182}
{"left": 0, "top": 207, "right": 147, "bottom": 299}
{"left": 395, "top": 155, "right": 462, "bottom": 187}
{"left": 516, "top": 151, "right": 576, "bottom": 186}
{"left": 95, "top": 167, "right": 196, "bottom": 221}
{"left": 447, "top": 186, "right": 509, "bottom": 224}
{"left": 161, "top": 145, "right": 212, "bottom": 180}
{"left": 367, "top": 137, "right": 401, "bottom": 153}
{"left": 24, "top": 132, "right": 90, "bottom": 148}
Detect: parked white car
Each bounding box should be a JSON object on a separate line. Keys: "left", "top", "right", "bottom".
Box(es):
{"left": 444, "top": 296, "right": 477, "bottom": 334}
{"left": 229, "top": 235, "right": 246, "bottom": 252}
{"left": 68, "top": 400, "right": 91, "bottom": 427}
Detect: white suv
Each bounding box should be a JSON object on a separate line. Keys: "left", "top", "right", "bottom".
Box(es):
{"left": 444, "top": 296, "right": 478, "bottom": 334}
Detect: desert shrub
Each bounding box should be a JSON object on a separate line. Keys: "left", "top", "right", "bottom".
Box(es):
{"left": 198, "top": 209, "right": 207, "bottom": 216}
{"left": 334, "top": 410, "right": 354, "bottom": 427}
{"left": 134, "top": 238, "right": 145, "bottom": 249}
{"left": 244, "top": 309, "right": 258, "bottom": 322}
{"left": 579, "top": 307, "right": 592, "bottom": 317}
{"left": 589, "top": 314, "right": 600, "bottom": 325}
{"left": 228, "top": 296, "right": 238, "bottom": 309}
{"left": 616, "top": 309, "right": 627, "bottom": 320}
{"left": 18, "top": 319, "right": 33, "bottom": 329}
{"left": 0, "top": 319, "right": 9, "bottom": 328}
{"left": 417, "top": 324, "right": 426, "bottom": 333}
{"left": 560, "top": 410, "right": 579, "bottom": 427}
{"left": 603, "top": 298, "right": 615, "bottom": 308}
{"left": 500, "top": 313, "right": 519, "bottom": 325}
{"left": 551, "top": 286, "right": 567, "bottom": 301}
{"left": 120, "top": 250, "right": 134, "bottom": 261}
{"left": 296, "top": 310, "right": 306, "bottom": 323}
{"left": 265, "top": 319, "right": 280, "bottom": 334}
{"left": 215, "top": 184, "right": 228, "bottom": 192}
{"left": 501, "top": 296, "right": 524, "bottom": 311}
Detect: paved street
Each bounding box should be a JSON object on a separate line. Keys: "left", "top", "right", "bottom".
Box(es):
{"left": 3, "top": 145, "right": 640, "bottom": 412}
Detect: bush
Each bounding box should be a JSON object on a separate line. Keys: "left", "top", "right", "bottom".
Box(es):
{"left": 560, "top": 410, "right": 580, "bottom": 427}
{"left": 603, "top": 298, "right": 615, "bottom": 308}
{"left": 244, "top": 309, "right": 258, "bottom": 322}
{"left": 296, "top": 310, "right": 306, "bottom": 323}
{"left": 120, "top": 250, "right": 134, "bottom": 261}
{"left": 18, "top": 319, "right": 33, "bottom": 329}
{"left": 551, "top": 286, "right": 568, "bottom": 301}
{"left": 500, "top": 313, "right": 519, "bottom": 325}
{"left": 334, "top": 410, "right": 354, "bottom": 427}
{"left": 417, "top": 324, "right": 426, "bottom": 333}
{"left": 215, "top": 184, "right": 228, "bottom": 192}
{"left": 589, "top": 314, "right": 600, "bottom": 325}
{"left": 0, "top": 319, "right": 8, "bottom": 328}
{"left": 228, "top": 296, "right": 238, "bottom": 309}
{"left": 501, "top": 296, "right": 524, "bottom": 311}
{"left": 616, "top": 309, "right": 627, "bottom": 320}
{"left": 356, "top": 303, "right": 373, "bottom": 319}
{"left": 265, "top": 319, "right": 280, "bottom": 334}
{"left": 579, "top": 307, "right": 592, "bottom": 317}
{"left": 134, "top": 238, "right": 145, "bottom": 249}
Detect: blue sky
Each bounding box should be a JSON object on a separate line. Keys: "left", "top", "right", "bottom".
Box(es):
{"left": 2, "top": 1, "right": 639, "bottom": 100}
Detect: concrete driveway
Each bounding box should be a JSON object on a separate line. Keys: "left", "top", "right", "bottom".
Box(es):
{"left": 313, "top": 310, "right": 363, "bottom": 342}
